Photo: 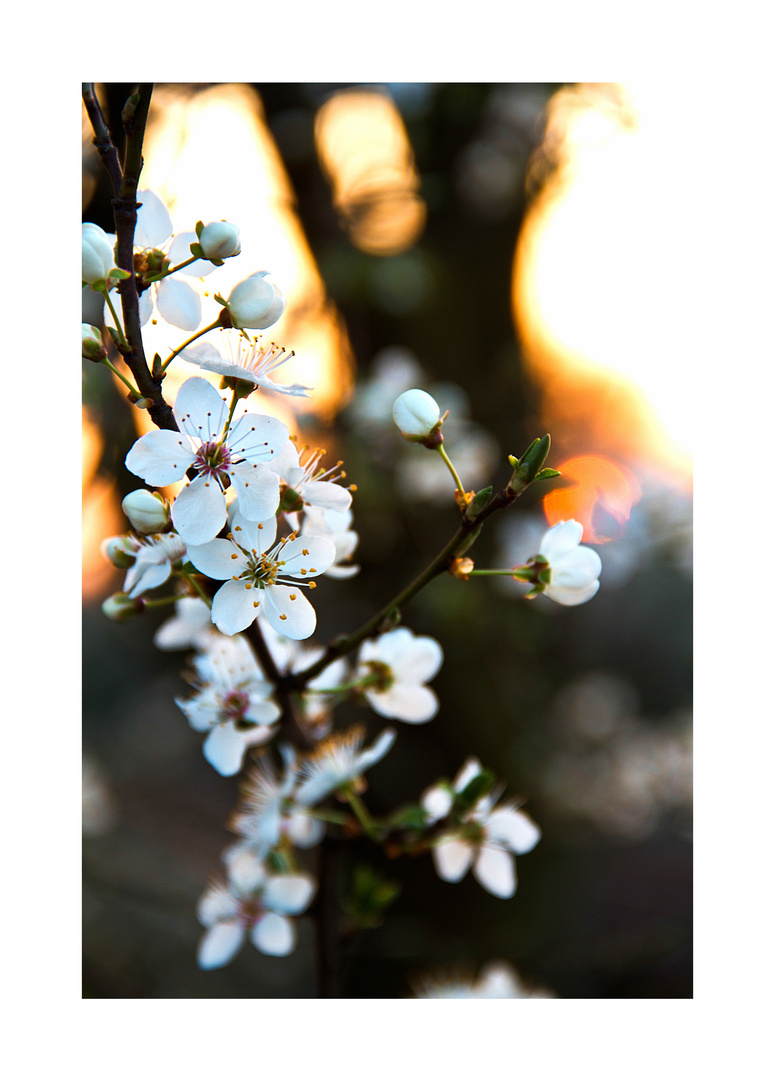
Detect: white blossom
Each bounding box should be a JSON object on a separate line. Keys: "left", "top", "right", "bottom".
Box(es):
{"left": 125, "top": 377, "right": 289, "bottom": 545}
{"left": 538, "top": 519, "right": 602, "bottom": 606}
{"left": 421, "top": 758, "right": 541, "bottom": 899}
{"left": 182, "top": 334, "right": 312, "bottom": 397}
{"left": 101, "top": 531, "right": 186, "bottom": 599}
{"left": 356, "top": 627, "right": 443, "bottom": 723}
{"left": 300, "top": 506, "right": 360, "bottom": 580}
{"left": 295, "top": 726, "right": 396, "bottom": 806}
{"left": 187, "top": 510, "right": 335, "bottom": 639}
{"left": 274, "top": 441, "right": 353, "bottom": 514}
{"left": 226, "top": 271, "right": 286, "bottom": 330}
{"left": 413, "top": 961, "right": 555, "bottom": 998}
{"left": 131, "top": 189, "right": 205, "bottom": 330}
{"left": 175, "top": 634, "right": 280, "bottom": 776}
{"left": 153, "top": 596, "right": 222, "bottom": 651}
{"left": 230, "top": 745, "right": 325, "bottom": 857}
{"left": 197, "top": 848, "right": 316, "bottom": 969}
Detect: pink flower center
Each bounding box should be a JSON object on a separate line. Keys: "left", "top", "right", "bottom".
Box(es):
{"left": 220, "top": 689, "right": 250, "bottom": 725}
{"left": 194, "top": 440, "right": 232, "bottom": 480}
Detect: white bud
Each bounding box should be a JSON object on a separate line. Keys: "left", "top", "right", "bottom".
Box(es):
{"left": 199, "top": 220, "right": 241, "bottom": 260}
{"left": 392, "top": 389, "right": 442, "bottom": 441}
{"left": 100, "top": 535, "right": 137, "bottom": 569}
{"left": 102, "top": 592, "right": 143, "bottom": 622}
{"left": 82, "top": 323, "right": 107, "bottom": 362}
{"left": 82, "top": 223, "right": 116, "bottom": 285}
{"left": 121, "top": 489, "right": 170, "bottom": 534}
{"left": 227, "top": 271, "right": 286, "bottom": 329}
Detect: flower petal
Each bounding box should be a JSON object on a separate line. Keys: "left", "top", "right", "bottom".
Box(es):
{"left": 211, "top": 579, "right": 261, "bottom": 635}
{"left": 197, "top": 921, "right": 245, "bottom": 969}
{"left": 173, "top": 376, "right": 228, "bottom": 437}
{"left": 263, "top": 873, "right": 317, "bottom": 915}
{"left": 229, "top": 461, "right": 281, "bottom": 523}
{"left": 432, "top": 837, "right": 474, "bottom": 882}
{"left": 538, "top": 519, "right": 584, "bottom": 561}
{"left": 125, "top": 429, "right": 195, "bottom": 486}
{"left": 280, "top": 536, "right": 336, "bottom": 578}
{"left": 134, "top": 189, "right": 173, "bottom": 248}
{"left": 202, "top": 723, "right": 251, "bottom": 776}
{"left": 264, "top": 585, "right": 317, "bottom": 640}
{"left": 473, "top": 845, "right": 516, "bottom": 898}
{"left": 251, "top": 912, "right": 296, "bottom": 956}
{"left": 365, "top": 684, "right": 438, "bottom": 723}
{"left": 155, "top": 277, "right": 202, "bottom": 330}
{"left": 487, "top": 807, "right": 542, "bottom": 854}
{"left": 187, "top": 538, "right": 245, "bottom": 581}
{"left": 171, "top": 476, "right": 227, "bottom": 545}
{"left": 545, "top": 580, "right": 601, "bottom": 606}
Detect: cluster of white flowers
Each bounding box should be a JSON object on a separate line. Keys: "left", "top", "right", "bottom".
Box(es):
{"left": 89, "top": 173, "right": 603, "bottom": 992}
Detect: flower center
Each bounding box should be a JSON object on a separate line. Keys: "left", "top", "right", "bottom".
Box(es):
{"left": 243, "top": 550, "right": 282, "bottom": 588}
{"left": 219, "top": 689, "right": 250, "bottom": 725}
{"left": 194, "top": 440, "right": 232, "bottom": 480}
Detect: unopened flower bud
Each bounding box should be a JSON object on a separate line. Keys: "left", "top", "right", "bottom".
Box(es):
{"left": 226, "top": 271, "right": 286, "bottom": 329}
{"left": 122, "top": 489, "right": 170, "bottom": 534}
{"left": 199, "top": 221, "right": 241, "bottom": 260}
{"left": 82, "top": 223, "right": 116, "bottom": 285}
{"left": 392, "top": 389, "right": 443, "bottom": 445}
{"left": 102, "top": 592, "right": 144, "bottom": 621}
{"left": 82, "top": 323, "right": 107, "bottom": 362}
{"left": 101, "top": 536, "right": 137, "bottom": 569}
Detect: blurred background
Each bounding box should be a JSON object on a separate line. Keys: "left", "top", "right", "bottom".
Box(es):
{"left": 82, "top": 82, "right": 692, "bottom": 999}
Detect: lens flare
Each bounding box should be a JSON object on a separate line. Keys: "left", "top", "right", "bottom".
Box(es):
{"left": 543, "top": 455, "right": 641, "bottom": 543}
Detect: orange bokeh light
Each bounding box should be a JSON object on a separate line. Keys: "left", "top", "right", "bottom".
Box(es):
{"left": 543, "top": 455, "right": 641, "bottom": 543}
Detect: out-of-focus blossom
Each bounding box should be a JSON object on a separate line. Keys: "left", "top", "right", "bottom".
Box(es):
{"left": 153, "top": 596, "right": 221, "bottom": 651}
{"left": 413, "top": 960, "right": 555, "bottom": 998}
{"left": 197, "top": 847, "right": 316, "bottom": 968}
{"left": 356, "top": 627, "right": 443, "bottom": 723}
{"left": 230, "top": 744, "right": 324, "bottom": 857}
{"left": 175, "top": 634, "right": 280, "bottom": 776}
{"left": 295, "top": 726, "right": 396, "bottom": 806}
{"left": 421, "top": 757, "right": 541, "bottom": 898}
{"left": 187, "top": 510, "right": 335, "bottom": 639}
{"left": 125, "top": 377, "right": 289, "bottom": 544}
{"left": 537, "top": 519, "right": 602, "bottom": 606}
{"left": 300, "top": 506, "right": 360, "bottom": 579}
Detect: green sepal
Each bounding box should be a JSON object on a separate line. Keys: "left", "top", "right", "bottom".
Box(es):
{"left": 213, "top": 292, "right": 228, "bottom": 307}
{"left": 464, "top": 486, "right": 493, "bottom": 522}
{"left": 189, "top": 241, "right": 205, "bottom": 259}
{"left": 107, "top": 267, "right": 132, "bottom": 282}
{"left": 194, "top": 220, "right": 204, "bottom": 239}
{"left": 454, "top": 769, "right": 495, "bottom": 812}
